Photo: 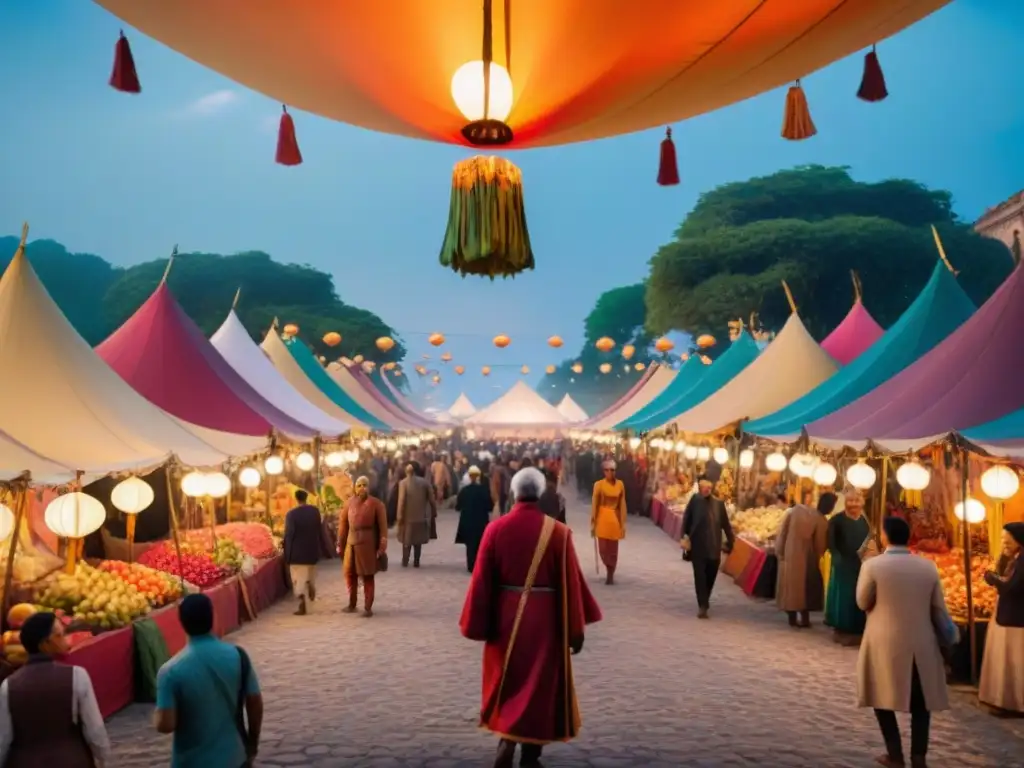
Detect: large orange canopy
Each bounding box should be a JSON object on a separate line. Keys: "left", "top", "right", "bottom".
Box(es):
{"left": 96, "top": 0, "right": 949, "bottom": 148}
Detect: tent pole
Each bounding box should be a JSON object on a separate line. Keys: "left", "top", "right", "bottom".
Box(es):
{"left": 1, "top": 483, "right": 27, "bottom": 628}
{"left": 165, "top": 464, "right": 186, "bottom": 591}
{"left": 960, "top": 446, "right": 977, "bottom": 685}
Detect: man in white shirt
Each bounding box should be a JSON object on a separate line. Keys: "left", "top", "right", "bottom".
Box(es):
{"left": 0, "top": 611, "right": 110, "bottom": 767}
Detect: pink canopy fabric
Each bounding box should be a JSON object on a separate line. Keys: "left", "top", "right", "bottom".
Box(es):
{"left": 349, "top": 368, "right": 433, "bottom": 429}
{"left": 97, "top": 283, "right": 315, "bottom": 438}
{"left": 378, "top": 371, "right": 434, "bottom": 424}
{"left": 820, "top": 300, "right": 883, "bottom": 365}
{"left": 579, "top": 365, "right": 658, "bottom": 428}
{"left": 809, "top": 265, "right": 1024, "bottom": 442}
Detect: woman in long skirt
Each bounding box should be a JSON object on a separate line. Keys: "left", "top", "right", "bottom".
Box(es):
{"left": 979, "top": 522, "right": 1024, "bottom": 714}
{"left": 824, "top": 488, "right": 870, "bottom": 644}
{"left": 591, "top": 460, "right": 626, "bottom": 585}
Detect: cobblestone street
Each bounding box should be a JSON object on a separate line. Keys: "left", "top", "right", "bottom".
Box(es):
{"left": 108, "top": 500, "right": 1024, "bottom": 767}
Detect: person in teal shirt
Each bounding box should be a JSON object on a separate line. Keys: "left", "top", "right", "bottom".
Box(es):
{"left": 155, "top": 594, "right": 263, "bottom": 767}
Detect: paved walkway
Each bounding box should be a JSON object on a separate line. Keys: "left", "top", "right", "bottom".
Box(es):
{"left": 108, "top": 499, "right": 1024, "bottom": 767}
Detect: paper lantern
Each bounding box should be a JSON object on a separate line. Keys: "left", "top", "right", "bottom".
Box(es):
{"left": 953, "top": 497, "right": 986, "bottom": 524}
{"left": 595, "top": 337, "right": 615, "bottom": 353}
{"left": 683, "top": 445, "right": 698, "bottom": 460}
{"left": 264, "top": 455, "right": 285, "bottom": 476}
{"left": 520, "top": 365, "right": 530, "bottom": 374}
{"left": 180, "top": 470, "right": 208, "bottom": 498}
{"left": 655, "top": 337, "right": 674, "bottom": 353}
{"left": 493, "top": 334, "right": 511, "bottom": 348}
{"left": 696, "top": 334, "right": 716, "bottom": 349}
{"left": 545, "top": 364, "right": 556, "bottom": 374}
{"left": 415, "top": 365, "right": 427, "bottom": 375}
{"left": 238, "top": 466, "right": 262, "bottom": 488}
{"left": 696, "top": 446, "right": 711, "bottom": 461}
{"left": 622, "top": 344, "right": 635, "bottom": 360}
{"left": 634, "top": 362, "right": 646, "bottom": 371}
{"left": 441, "top": 352, "right": 452, "bottom": 362}
{"left": 317, "top": 355, "right": 326, "bottom": 364}
{"left": 813, "top": 462, "right": 838, "bottom": 487}
{"left": 699, "top": 355, "right": 712, "bottom": 365}
{"left": 282, "top": 323, "right": 299, "bottom": 337}
{"left": 739, "top": 449, "right": 755, "bottom": 469}
{"left": 765, "top": 452, "right": 788, "bottom": 472}
{"left": 789, "top": 453, "right": 816, "bottom": 478}
{"left": 295, "top": 451, "right": 316, "bottom": 471}
{"left": 680, "top": 352, "right": 690, "bottom": 361}
{"left": 324, "top": 452, "right": 345, "bottom": 468}
{"left": 432, "top": 375, "right": 441, "bottom": 384}
{"left": 896, "top": 460, "right": 930, "bottom": 491}
{"left": 322, "top": 332, "right": 342, "bottom": 347}
{"left": 0, "top": 504, "right": 14, "bottom": 542}
{"left": 571, "top": 363, "right": 583, "bottom": 374}
{"left": 204, "top": 472, "right": 232, "bottom": 499}
{"left": 110, "top": 476, "right": 154, "bottom": 514}
{"left": 353, "top": 354, "right": 365, "bottom": 364}
{"left": 548, "top": 336, "right": 564, "bottom": 348}
{"left": 712, "top": 447, "right": 730, "bottom": 464}
{"left": 455, "top": 365, "right": 465, "bottom": 375}
{"left": 846, "top": 461, "right": 877, "bottom": 490}
{"left": 44, "top": 492, "right": 106, "bottom": 538}
{"left": 428, "top": 332, "right": 446, "bottom": 347}
{"left": 628, "top": 437, "right": 641, "bottom": 449}
{"left": 981, "top": 465, "right": 1020, "bottom": 501}
{"left": 481, "top": 366, "right": 491, "bottom": 376}
{"left": 375, "top": 337, "right": 395, "bottom": 352}
{"left": 599, "top": 363, "right": 612, "bottom": 374}
{"left": 385, "top": 439, "right": 398, "bottom": 452}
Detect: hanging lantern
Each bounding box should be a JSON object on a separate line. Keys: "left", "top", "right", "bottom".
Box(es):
{"left": 548, "top": 336, "right": 563, "bottom": 349}
{"left": 655, "top": 337, "right": 674, "bottom": 353}
{"left": 846, "top": 460, "right": 877, "bottom": 490}
{"left": 683, "top": 445, "right": 698, "bottom": 460}
{"left": 428, "top": 332, "right": 446, "bottom": 347}
{"left": 712, "top": 447, "right": 730, "bottom": 464}
{"left": 352, "top": 355, "right": 364, "bottom": 364}
{"left": 789, "top": 453, "right": 816, "bottom": 478}
{"left": 203, "top": 472, "right": 232, "bottom": 499}
{"left": 699, "top": 355, "right": 712, "bottom": 365}
{"left": 545, "top": 364, "right": 556, "bottom": 375}
{"left": 739, "top": 449, "right": 755, "bottom": 469}
{"left": 595, "top": 337, "right": 615, "bottom": 353}
{"left": 571, "top": 363, "right": 583, "bottom": 374}
{"left": 238, "top": 466, "right": 262, "bottom": 488}
{"left": 382, "top": 362, "right": 396, "bottom": 371}
{"left": 634, "top": 362, "right": 646, "bottom": 371}
{"left": 954, "top": 498, "right": 987, "bottom": 524}
{"left": 696, "top": 446, "right": 711, "bottom": 462}
{"left": 599, "top": 363, "right": 612, "bottom": 374}
{"left": 415, "top": 365, "right": 427, "bottom": 375}
{"left": 441, "top": 352, "right": 452, "bottom": 362}
{"left": 44, "top": 493, "right": 106, "bottom": 539}
{"left": 110, "top": 476, "right": 154, "bottom": 514}
{"left": 455, "top": 365, "right": 465, "bottom": 375}
{"left": 680, "top": 353, "right": 690, "bottom": 362}
{"left": 521, "top": 365, "right": 530, "bottom": 375}
{"left": 432, "top": 375, "right": 441, "bottom": 384}
{"left": 317, "top": 355, "right": 326, "bottom": 364}
{"left": 896, "top": 460, "right": 930, "bottom": 491}
{"left": 0, "top": 504, "right": 14, "bottom": 542}
{"left": 362, "top": 361, "right": 376, "bottom": 373}
{"left": 813, "top": 462, "right": 838, "bottom": 486}
{"left": 180, "top": 471, "right": 208, "bottom": 498}
{"left": 322, "top": 332, "right": 342, "bottom": 347}
{"left": 439, "top": 157, "right": 534, "bottom": 278}
{"left": 264, "top": 455, "right": 285, "bottom": 476}
{"left": 481, "top": 366, "right": 491, "bottom": 376}
{"left": 324, "top": 452, "right": 345, "bottom": 468}
{"left": 696, "top": 334, "right": 716, "bottom": 349}
{"left": 375, "top": 337, "right": 395, "bottom": 352}
{"left": 493, "top": 334, "right": 511, "bottom": 348}
{"left": 622, "top": 344, "right": 635, "bottom": 360}
{"left": 282, "top": 323, "right": 299, "bottom": 337}
{"left": 981, "top": 465, "right": 1020, "bottom": 500}
{"left": 765, "top": 452, "right": 788, "bottom": 472}
{"left": 295, "top": 451, "right": 316, "bottom": 471}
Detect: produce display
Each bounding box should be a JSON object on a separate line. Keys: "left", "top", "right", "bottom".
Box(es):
{"left": 0, "top": 544, "right": 63, "bottom": 583}
{"left": 181, "top": 530, "right": 246, "bottom": 571}
{"left": 137, "top": 541, "right": 228, "bottom": 587}
{"left": 34, "top": 563, "right": 151, "bottom": 630}
{"left": 216, "top": 522, "right": 277, "bottom": 559}
{"left": 917, "top": 549, "right": 997, "bottom": 620}
{"left": 98, "top": 561, "right": 183, "bottom": 608}
{"left": 730, "top": 506, "right": 786, "bottom": 546}
{"left": 1, "top": 603, "right": 37, "bottom": 665}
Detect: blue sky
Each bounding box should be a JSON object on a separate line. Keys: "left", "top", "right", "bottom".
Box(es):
{"left": 0, "top": 1, "right": 1021, "bottom": 413}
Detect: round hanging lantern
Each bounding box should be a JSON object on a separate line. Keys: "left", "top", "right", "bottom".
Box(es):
{"left": 680, "top": 353, "right": 690, "bottom": 361}
{"left": 896, "top": 460, "right": 930, "bottom": 491}
{"left": 683, "top": 445, "right": 698, "bottom": 460}
{"left": 282, "top": 323, "right": 299, "bottom": 337}
{"left": 375, "top": 337, "right": 395, "bottom": 352}
{"left": 712, "top": 447, "right": 730, "bottom": 464}
{"left": 110, "top": 476, "right": 154, "bottom": 515}
{"left": 765, "top": 452, "right": 788, "bottom": 473}
{"left": 295, "top": 451, "right": 316, "bottom": 471}
{"left": 622, "top": 344, "right": 636, "bottom": 360}
{"left": 432, "top": 375, "right": 441, "bottom": 384}
{"left": 813, "top": 462, "right": 838, "bottom": 486}
{"left": 699, "top": 355, "right": 712, "bottom": 365}
{"left": 317, "top": 355, "right": 326, "bottom": 364}
{"left": 362, "top": 361, "right": 376, "bottom": 373}
{"left": 204, "top": 472, "right": 232, "bottom": 499}
{"left": 981, "top": 465, "right": 1020, "bottom": 501}
{"left": 441, "top": 352, "right": 452, "bottom": 362}
{"left": 324, "top": 452, "right": 345, "bottom": 468}
{"left": 738, "top": 449, "right": 755, "bottom": 469}
{"left": 481, "top": 366, "right": 491, "bottom": 376}
{"left": 548, "top": 336, "right": 563, "bottom": 349}
{"left": 353, "top": 354, "right": 365, "bottom": 364}
{"left": 571, "top": 363, "right": 583, "bottom": 374}
{"left": 415, "top": 364, "right": 427, "bottom": 375}
{"left": 264, "top": 455, "right": 285, "bottom": 476}
{"left": 322, "top": 331, "right": 342, "bottom": 347}
{"left": 180, "top": 471, "right": 208, "bottom": 498}
{"left": 655, "top": 337, "right": 674, "bottom": 353}
{"left": 382, "top": 362, "right": 396, "bottom": 370}
{"left": 595, "top": 337, "right": 615, "bottom": 353}
{"left": 520, "top": 365, "right": 530, "bottom": 375}
{"left": 696, "top": 334, "right": 716, "bottom": 349}
{"left": 545, "top": 364, "right": 556, "bottom": 374}
{"left": 599, "top": 363, "right": 612, "bottom": 374}
{"left": 634, "top": 362, "right": 646, "bottom": 371}
{"left": 0, "top": 503, "right": 13, "bottom": 542}
{"left": 45, "top": 492, "right": 106, "bottom": 539}
{"left": 428, "top": 332, "right": 446, "bottom": 347}
{"left": 789, "top": 453, "right": 816, "bottom": 478}
{"left": 846, "top": 461, "right": 877, "bottom": 490}
{"left": 696, "top": 446, "right": 711, "bottom": 462}
{"left": 493, "top": 335, "right": 510, "bottom": 348}
{"left": 238, "top": 466, "right": 262, "bottom": 488}
{"left": 455, "top": 365, "right": 465, "bottom": 375}
{"left": 954, "top": 497, "right": 987, "bottom": 524}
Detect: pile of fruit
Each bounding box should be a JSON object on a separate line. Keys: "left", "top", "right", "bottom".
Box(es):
{"left": 181, "top": 531, "right": 245, "bottom": 572}
{"left": 34, "top": 563, "right": 151, "bottom": 630}
{"left": 916, "top": 549, "right": 997, "bottom": 620}
{"left": 137, "top": 541, "right": 228, "bottom": 587}
{"left": 730, "top": 506, "right": 786, "bottom": 546}
{"left": 217, "top": 522, "right": 277, "bottom": 559}
{"left": 97, "top": 561, "right": 183, "bottom": 607}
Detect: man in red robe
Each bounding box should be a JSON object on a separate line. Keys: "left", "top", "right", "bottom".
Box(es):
{"left": 460, "top": 467, "right": 602, "bottom": 768}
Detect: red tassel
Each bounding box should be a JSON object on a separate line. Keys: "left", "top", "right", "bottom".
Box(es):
{"left": 657, "top": 127, "right": 679, "bottom": 186}
{"left": 275, "top": 105, "right": 303, "bottom": 166}
{"left": 109, "top": 30, "right": 141, "bottom": 93}
{"left": 857, "top": 45, "right": 888, "bottom": 102}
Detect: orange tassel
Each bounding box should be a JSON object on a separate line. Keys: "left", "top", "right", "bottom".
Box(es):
{"left": 657, "top": 127, "right": 679, "bottom": 186}
{"left": 781, "top": 80, "right": 816, "bottom": 141}
{"left": 275, "top": 105, "right": 303, "bottom": 166}
{"left": 857, "top": 45, "right": 888, "bottom": 102}
{"left": 109, "top": 30, "right": 141, "bottom": 93}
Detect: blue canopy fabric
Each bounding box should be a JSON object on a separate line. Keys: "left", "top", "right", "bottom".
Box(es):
{"left": 746, "top": 262, "right": 975, "bottom": 438}
{"left": 617, "top": 356, "right": 705, "bottom": 431}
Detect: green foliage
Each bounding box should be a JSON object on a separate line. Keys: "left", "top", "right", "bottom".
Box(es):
{"left": 583, "top": 283, "right": 647, "bottom": 345}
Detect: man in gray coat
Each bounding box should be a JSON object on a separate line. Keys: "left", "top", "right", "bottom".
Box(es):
{"left": 397, "top": 462, "right": 436, "bottom": 568}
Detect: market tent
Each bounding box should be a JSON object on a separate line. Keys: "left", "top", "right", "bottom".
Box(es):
{"left": 0, "top": 238, "right": 264, "bottom": 474}
{"left": 962, "top": 410, "right": 1024, "bottom": 459}
{"left": 448, "top": 394, "right": 477, "bottom": 420}
{"left": 464, "top": 381, "right": 569, "bottom": 437}
{"left": 0, "top": 430, "right": 78, "bottom": 484}
{"left": 585, "top": 365, "right": 675, "bottom": 431}
{"left": 259, "top": 330, "right": 387, "bottom": 433}
{"left": 577, "top": 365, "right": 658, "bottom": 427}
{"left": 748, "top": 262, "right": 975, "bottom": 440}
{"left": 98, "top": 283, "right": 315, "bottom": 439}
{"left": 617, "top": 356, "right": 710, "bottom": 431}
{"left": 670, "top": 316, "right": 838, "bottom": 435}
{"left": 210, "top": 310, "right": 349, "bottom": 436}
{"left": 378, "top": 370, "right": 436, "bottom": 425}
{"left": 820, "top": 299, "right": 884, "bottom": 365}
{"left": 809, "top": 263, "right": 1024, "bottom": 449}
{"left": 347, "top": 367, "right": 435, "bottom": 429}
{"left": 326, "top": 363, "right": 419, "bottom": 431}
{"left": 556, "top": 394, "right": 588, "bottom": 423}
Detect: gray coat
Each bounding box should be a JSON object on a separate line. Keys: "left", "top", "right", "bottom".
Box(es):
{"left": 775, "top": 504, "right": 828, "bottom": 612}
{"left": 397, "top": 475, "right": 436, "bottom": 546}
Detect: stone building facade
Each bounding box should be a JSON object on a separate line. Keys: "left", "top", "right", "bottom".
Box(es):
{"left": 974, "top": 190, "right": 1023, "bottom": 264}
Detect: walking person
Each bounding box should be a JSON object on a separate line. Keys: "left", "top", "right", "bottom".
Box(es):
{"left": 0, "top": 611, "right": 110, "bottom": 767}
{"left": 826, "top": 487, "right": 871, "bottom": 643}
{"left": 591, "top": 460, "right": 627, "bottom": 585}
{"left": 397, "top": 461, "right": 436, "bottom": 567}
{"left": 776, "top": 491, "right": 834, "bottom": 628}
{"left": 460, "top": 468, "right": 602, "bottom": 768}
{"left": 979, "top": 521, "right": 1024, "bottom": 714}
{"left": 283, "top": 488, "right": 331, "bottom": 616}
{"left": 539, "top": 470, "right": 567, "bottom": 524}
{"left": 154, "top": 594, "right": 264, "bottom": 768}
{"left": 857, "top": 516, "right": 958, "bottom": 768}
{"left": 337, "top": 475, "right": 388, "bottom": 617}
{"left": 680, "top": 474, "right": 735, "bottom": 618}
{"left": 490, "top": 457, "right": 510, "bottom": 516}
{"left": 455, "top": 465, "right": 493, "bottom": 572}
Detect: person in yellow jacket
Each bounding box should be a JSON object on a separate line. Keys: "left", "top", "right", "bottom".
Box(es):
{"left": 592, "top": 460, "right": 627, "bottom": 585}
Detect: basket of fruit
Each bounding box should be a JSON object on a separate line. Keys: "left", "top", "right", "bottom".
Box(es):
{"left": 34, "top": 563, "right": 152, "bottom": 631}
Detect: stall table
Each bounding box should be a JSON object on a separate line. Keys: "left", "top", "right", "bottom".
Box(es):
{"left": 240, "top": 556, "right": 289, "bottom": 619}
{"left": 67, "top": 625, "right": 135, "bottom": 718}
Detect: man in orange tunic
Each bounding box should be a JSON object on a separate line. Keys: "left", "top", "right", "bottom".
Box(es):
{"left": 337, "top": 476, "right": 388, "bottom": 617}
{"left": 460, "top": 467, "right": 602, "bottom": 768}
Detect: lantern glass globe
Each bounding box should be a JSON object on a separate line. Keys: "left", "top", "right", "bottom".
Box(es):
{"left": 980, "top": 465, "right": 1019, "bottom": 501}
{"left": 789, "top": 453, "right": 816, "bottom": 479}
{"left": 451, "top": 61, "right": 514, "bottom": 122}
{"left": 765, "top": 452, "right": 788, "bottom": 472}
{"left": 238, "top": 466, "right": 262, "bottom": 489}
{"left": 204, "top": 472, "right": 232, "bottom": 499}
{"left": 44, "top": 492, "right": 106, "bottom": 538}
{"left": 110, "top": 475, "right": 154, "bottom": 515}
{"left": 813, "top": 462, "right": 838, "bottom": 487}
{"left": 953, "top": 497, "right": 986, "bottom": 524}
{"left": 896, "top": 461, "right": 930, "bottom": 491}
{"left": 0, "top": 503, "right": 14, "bottom": 542}
{"left": 181, "top": 470, "right": 208, "bottom": 498}
{"left": 264, "top": 455, "right": 285, "bottom": 476}
{"left": 713, "top": 447, "right": 730, "bottom": 465}
{"left": 739, "top": 449, "right": 755, "bottom": 469}
{"left": 845, "top": 461, "right": 877, "bottom": 490}
{"left": 295, "top": 452, "right": 316, "bottom": 472}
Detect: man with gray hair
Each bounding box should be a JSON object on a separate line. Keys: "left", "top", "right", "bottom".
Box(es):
{"left": 461, "top": 467, "right": 602, "bottom": 768}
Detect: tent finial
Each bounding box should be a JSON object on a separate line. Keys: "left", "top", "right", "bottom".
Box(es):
{"left": 231, "top": 287, "right": 241, "bottom": 311}
{"left": 781, "top": 280, "right": 798, "bottom": 314}
{"left": 160, "top": 245, "right": 178, "bottom": 284}
{"left": 18, "top": 222, "right": 28, "bottom": 250}
{"left": 931, "top": 225, "right": 959, "bottom": 276}
{"left": 850, "top": 270, "right": 863, "bottom": 302}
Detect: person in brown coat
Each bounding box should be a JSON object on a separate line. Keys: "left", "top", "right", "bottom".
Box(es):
{"left": 776, "top": 491, "right": 834, "bottom": 628}
{"left": 397, "top": 462, "right": 436, "bottom": 567}
{"left": 338, "top": 475, "right": 388, "bottom": 617}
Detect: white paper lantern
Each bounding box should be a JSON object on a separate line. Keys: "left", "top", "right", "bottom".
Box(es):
{"left": 845, "top": 461, "right": 877, "bottom": 490}
{"left": 204, "top": 472, "right": 232, "bottom": 499}
{"left": 374, "top": 438, "right": 387, "bottom": 448}
{"left": 0, "top": 504, "right": 14, "bottom": 542}
{"left": 295, "top": 452, "right": 316, "bottom": 472}
{"left": 44, "top": 492, "right": 106, "bottom": 538}
{"left": 110, "top": 476, "right": 154, "bottom": 515}
{"left": 739, "top": 449, "right": 755, "bottom": 469}
{"left": 628, "top": 437, "right": 641, "bottom": 449}
{"left": 359, "top": 439, "right": 373, "bottom": 450}
{"left": 765, "top": 452, "right": 788, "bottom": 472}
{"left": 264, "top": 455, "right": 285, "bottom": 476}
{"left": 788, "top": 453, "right": 816, "bottom": 478}
{"left": 238, "top": 467, "right": 262, "bottom": 488}
{"left": 696, "top": 446, "right": 711, "bottom": 461}
{"left": 180, "top": 470, "right": 208, "bottom": 498}
{"left": 683, "top": 445, "right": 698, "bottom": 460}
{"left": 324, "top": 451, "right": 344, "bottom": 468}
{"left": 953, "top": 497, "right": 986, "bottom": 524}
{"left": 713, "top": 447, "right": 730, "bottom": 464}
{"left": 386, "top": 440, "right": 398, "bottom": 452}
{"left": 896, "top": 460, "right": 930, "bottom": 491}
{"left": 981, "top": 465, "right": 1020, "bottom": 501}
{"left": 813, "top": 462, "right": 838, "bottom": 487}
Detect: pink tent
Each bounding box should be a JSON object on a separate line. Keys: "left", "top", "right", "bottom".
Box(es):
{"left": 820, "top": 300, "right": 883, "bottom": 365}
{"left": 579, "top": 365, "right": 658, "bottom": 428}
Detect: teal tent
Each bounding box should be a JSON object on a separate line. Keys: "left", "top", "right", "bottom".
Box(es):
{"left": 745, "top": 262, "right": 974, "bottom": 439}
{"left": 617, "top": 356, "right": 706, "bottom": 431}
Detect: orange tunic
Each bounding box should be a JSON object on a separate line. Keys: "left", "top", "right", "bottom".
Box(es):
{"left": 591, "top": 479, "right": 626, "bottom": 541}
{"left": 338, "top": 495, "right": 388, "bottom": 577}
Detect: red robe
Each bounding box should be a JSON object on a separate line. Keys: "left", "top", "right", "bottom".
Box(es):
{"left": 459, "top": 501, "right": 602, "bottom": 744}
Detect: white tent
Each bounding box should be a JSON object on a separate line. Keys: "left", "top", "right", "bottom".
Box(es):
{"left": 464, "top": 381, "right": 569, "bottom": 437}
{"left": 211, "top": 310, "right": 350, "bottom": 436}
{"left": 669, "top": 313, "right": 838, "bottom": 435}
{"left": 556, "top": 394, "right": 588, "bottom": 422}
{"left": 448, "top": 393, "right": 477, "bottom": 420}
{"left": 0, "top": 235, "right": 265, "bottom": 478}
{"left": 587, "top": 365, "right": 676, "bottom": 431}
